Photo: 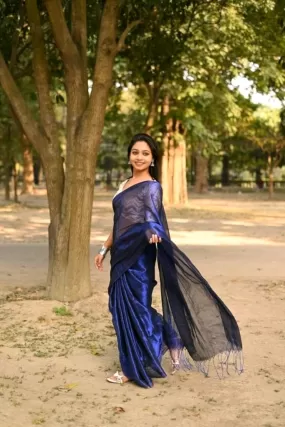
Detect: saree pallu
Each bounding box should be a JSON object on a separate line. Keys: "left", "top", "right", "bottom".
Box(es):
{"left": 109, "top": 181, "right": 243, "bottom": 388}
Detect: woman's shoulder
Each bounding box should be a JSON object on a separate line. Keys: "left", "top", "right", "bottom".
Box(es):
{"left": 145, "top": 180, "right": 162, "bottom": 195}
{"left": 149, "top": 180, "right": 162, "bottom": 189}
{"left": 118, "top": 179, "right": 129, "bottom": 190}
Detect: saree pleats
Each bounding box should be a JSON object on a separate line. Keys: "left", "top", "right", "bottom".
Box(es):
{"left": 109, "top": 245, "right": 166, "bottom": 388}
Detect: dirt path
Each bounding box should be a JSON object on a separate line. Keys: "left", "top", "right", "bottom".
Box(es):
{"left": 0, "top": 190, "right": 285, "bottom": 427}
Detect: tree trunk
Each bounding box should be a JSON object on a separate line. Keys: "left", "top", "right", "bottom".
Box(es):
{"left": 268, "top": 172, "right": 274, "bottom": 198}
{"left": 162, "top": 131, "right": 188, "bottom": 204}
{"left": 145, "top": 98, "right": 157, "bottom": 132}
{"left": 12, "top": 162, "right": 19, "bottom": 203}
{"left": 47, "top": 159, "right": 94, "bottom": 301}
{"left": 168, "top": 135, "right": 175, "bottom": 204}
{"left": 172, "top": 128, "right": 188, "bottom": 204}
{"left": 3, "top": 124, "right": 13, "bottom": 201}
{"left": 46, "top": 0, "right": 120, "bottom": 301}
{"left": 255, "top": 166, "right": 263, "bottom": 189}
{"left": 190, "top": 152, "right": 195, "bottom": 185}
{"left": 160, "top": 96, "right": 170, "bottom": 203}
{"left": 4, "top": 164, "right": 11, "bottom": 201}
{"left": 33, "top": 156, "right": 41, "bottom": 185}
{"left": 221, "top": 154, "right": 230, "bottom": 186}
{"left": 144, "top": 83, "right": 160, "bottom": 133}
{"left": 208, "top": 155, "right": 213, "bottom": 185}
{"left": 160, "top": 135, "right": 169, "bottom": 201}
{"left": 268, "top": 155, "right": 274, "bottom": 199}
{"left": 0, "top": 0, "right": 125, "bottom": 302}
{"left": 160, "top": 96, "right": 188, "bottom": 205}
{"left": 21, "top": 134, "right": 34, "bottom": 194}
{"left": 194, "top": 154, "right": 208, "bottom": 193}
{"left": 106, "top": 169, "right": 112, "bottom": 189}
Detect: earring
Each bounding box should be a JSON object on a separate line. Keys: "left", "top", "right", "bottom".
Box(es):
{"left": 151, "top": 160, "right": 154, "bottom": 167}
{"left": 128, "top": 160, "right": 131, "bottom": 165}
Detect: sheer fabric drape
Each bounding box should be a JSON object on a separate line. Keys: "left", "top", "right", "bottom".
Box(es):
{"left": 108, "top": 181, "right": 243, "bottom": 387}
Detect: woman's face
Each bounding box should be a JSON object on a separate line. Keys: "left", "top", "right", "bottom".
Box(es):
{"left": 129, "top": 141, "right": 153, "bottom": 173}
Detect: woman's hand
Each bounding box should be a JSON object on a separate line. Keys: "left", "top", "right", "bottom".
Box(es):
{"left": 94, "top": 254, "right": 104, "bottom": 271}
{"left": 149, "top": 234, "right": 162, "bottom": 244}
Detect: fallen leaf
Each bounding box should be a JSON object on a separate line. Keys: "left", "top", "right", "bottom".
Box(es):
{"left": 64, "top": 383, "right": 78, "bottom": 390}
{"left": 55, "top": 383, "right": 79, "bottom": 391}
{"left": 113, "top": 407, "right": 125, "bottom": 413}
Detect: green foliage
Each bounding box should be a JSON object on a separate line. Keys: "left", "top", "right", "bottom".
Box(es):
{"left": 0, "top": 89, "right": 22, "bottom": 182}
{"left": 223, "top": 104, "right": 285, "bottom": 182}
{"left": 100, "top": 86, "right": 147, "bottom": 174}
{"left": 0, "top": 0, "right": 23, "bottom": 60}
{"left": 1, "top": 0, "right": 285, "bottom": 188}
{"left": 52, "top": 306, "right": 73, "bottom": 317}
{"left": 113, "top": 0, "right": 285, "bottom": 163}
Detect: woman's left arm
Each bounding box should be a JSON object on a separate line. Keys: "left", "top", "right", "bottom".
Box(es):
{"left": 145, "top": 183, "right": 163, "bottom": 244}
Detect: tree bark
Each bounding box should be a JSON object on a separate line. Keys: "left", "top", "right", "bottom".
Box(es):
{"left": 144, "top": 83, "right": 160, "bottom": 133}
{"left": 106, "top": 170, "right": 113, "bottom": 189}
{"left": 160, "top": 96, "right": 188, "bottom": 205}
{"left": 194, "top": 154, "right": 208, "bottom": 193}
{"left": 2, "top": 123, "right": 14, "bottom": 201}
{"left": 46, "top": 0, "right": 120, "bottom": 301}
{"left": 45, "top": 0, "right": 88, "bottom": 149}
{"left": 12, "top": 162, "right": 19, "bottom": 203}
{"left": 33, "top": 156, "right": 41, "bottom": 185}
{"left": 4, "top": 164, "right": 11, "bottom": 201}
{"left": 168, "top": 133, "right": 175, "bottom": 204}
{"left": 255, "top": 166, "right": 263, "bottom": 189}
{"left": 221, "top": 154, "right": 230, "bottom": 186}
{"left": 161, "top": 133, "right": 170, "bottom": 203}
{"left": 161, "top": 96, "right": 171, "bottom": 203}
{"left": 268, "top": 154, "right": 274, "bottom": 199}
{"left": 21, "top": 134, "right": 34, "bottom": 194}
{"left": 173, "top": 130, "right": 188, "bottom": 204}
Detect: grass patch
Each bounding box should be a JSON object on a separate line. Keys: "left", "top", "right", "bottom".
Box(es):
{"left": 32, "top": 418, "right": 46, "bottom": 425}
{"left": 52, "top": 306, "right": 73, "bottom": 317}
{"left": 89, "top": 343, "right": 104, "bottom": 356}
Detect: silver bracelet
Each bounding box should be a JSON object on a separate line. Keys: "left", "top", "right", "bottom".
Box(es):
{"left": 98, "top": 245, "right": 109, "bottom": 257}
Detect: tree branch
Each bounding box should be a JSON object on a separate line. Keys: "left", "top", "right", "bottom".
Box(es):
{"left": 116, "top": 20, "right": 142, "bottom": 53}
{"left": 145, "top": 82, "right": 153, "bottom": 100}
{"left": 26, "top": 0, "right": 59, "bottom": 143}
{"left": 71, "top": 0, "right": 88, "bottom": 93}
{"left": 144, "top": 82, "right": 161, "bottom": 132}
{"left": 45, "top": 0, "right": 88, "bottom": 147}
{"left": 88, "top": 0, "right": 119, "bottom": 113}
{"left": 0, "top": 52, "right": 45, "bottom": 155}
{"left": 44, "top": 0, "right": 79, "bottom": 67}
{"left": 72, "top": 0, "right": 87, "bottom": 64}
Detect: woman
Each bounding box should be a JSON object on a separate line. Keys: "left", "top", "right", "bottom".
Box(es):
{"left": 94, "top": 133, "right": 243, "bottom": 388}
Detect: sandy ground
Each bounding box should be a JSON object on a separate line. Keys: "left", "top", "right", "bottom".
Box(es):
{"left": 0, "top": 189, "right": 285, "bottom": 427}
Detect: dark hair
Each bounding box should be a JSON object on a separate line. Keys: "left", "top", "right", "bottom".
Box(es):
{"left": 127, "top": 133, "right": 159, "bottom": 181}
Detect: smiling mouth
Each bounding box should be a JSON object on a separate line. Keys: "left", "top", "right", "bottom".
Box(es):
{"left": 135, "top": 162, "right": 144, "bottom": 165}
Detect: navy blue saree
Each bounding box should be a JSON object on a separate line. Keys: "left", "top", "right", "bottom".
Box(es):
{"left": 108, "top": 181, "right": 243, "bottom": 388}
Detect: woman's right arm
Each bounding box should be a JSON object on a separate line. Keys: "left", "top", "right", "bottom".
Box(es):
{"left": 103, "top": 231, "right": 113, "bottom": 250}
{"left": 94, "top": 231, "right": 113, "bottom": 271}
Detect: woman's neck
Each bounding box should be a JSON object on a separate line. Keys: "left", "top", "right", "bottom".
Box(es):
{"left": 131, "top": 170, "right": 152, "bottom": 181}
